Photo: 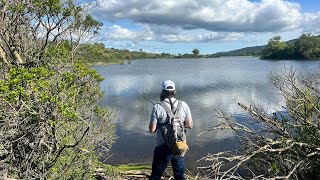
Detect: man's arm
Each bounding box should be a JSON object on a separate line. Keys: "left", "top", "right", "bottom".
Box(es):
{"left": 149, "top": 105, "right": 158, "bottom": 133}
{"left": 183, "top": 101, "right": 193, "bottom": 129}
{"left": 149, "top": 123, "right": 157, "bottom": 133}
{"left": 184, "top": 116, "right": 193, "bottom": 129}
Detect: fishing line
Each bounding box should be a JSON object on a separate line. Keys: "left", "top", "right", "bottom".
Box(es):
{"left": 120, "top": 79, "right": 156, "bottom": 105}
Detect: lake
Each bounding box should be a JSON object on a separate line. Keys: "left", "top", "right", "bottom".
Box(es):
{"left": 94, "top": 57, "right": 320, "bottom": 174}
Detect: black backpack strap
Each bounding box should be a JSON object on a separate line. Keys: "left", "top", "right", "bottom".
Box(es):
{"left": 164, "top": 99, "right": 178, "bottom": 111}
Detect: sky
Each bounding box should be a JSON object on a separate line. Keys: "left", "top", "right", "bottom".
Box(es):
{"left": 89, "top": 0, "right": 320, "bottom": 54}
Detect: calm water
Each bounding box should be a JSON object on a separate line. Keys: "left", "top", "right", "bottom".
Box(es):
{"left": 94, "top": 57, "right": 320, "bottom": 173}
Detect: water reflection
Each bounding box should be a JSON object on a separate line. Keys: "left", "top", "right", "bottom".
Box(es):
{"left": 94, "top": 57, "right": 320, "bottom": 173}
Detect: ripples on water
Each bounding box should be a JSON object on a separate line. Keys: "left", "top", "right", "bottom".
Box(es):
{"left": 94, "top": 57, "right": 320, "bottom": 173}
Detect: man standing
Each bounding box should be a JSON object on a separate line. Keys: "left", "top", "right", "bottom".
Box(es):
{"left": 149, "top": 80, "right": 193, "bottom": 180}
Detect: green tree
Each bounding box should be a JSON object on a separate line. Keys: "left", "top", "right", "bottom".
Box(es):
{"left": 0, "top": 0, "right": 116, "bottom": 179}
{"left": 261, "top": 36, "right": 292, "bottom": 59}
{"left": 192, "top": 48, "right": 200, "bottom": 56}
{"left": 261, "top": 34, "right": 320, "bottom": 60}
{"left": 294, "top": 33, "right": 320, "bottom": 59}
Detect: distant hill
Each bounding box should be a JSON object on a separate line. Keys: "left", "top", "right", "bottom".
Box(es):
{"left": 211, "top": 37, "right": 300, "bottom": 57}
{"left": 212, "top": 45, "right": 266, "bottom": 57}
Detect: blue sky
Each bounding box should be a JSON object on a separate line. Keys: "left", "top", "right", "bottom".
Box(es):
{"left": 89, "top": 0, "right": 320, "bottom": 54}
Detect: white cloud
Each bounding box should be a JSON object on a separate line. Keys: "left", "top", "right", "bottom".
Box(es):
{"left": 105, "top": 25, "right": 156, "bottom": 42}
{"left": 302, "top": 12, "right": 320, "bottom": 34}
{"left": 104, "top": 25, "right": 244, "bottom": 43}
{"left": 93, "top": 0, "right": 302, "bottom": 32}
{"left": 160, "top": 32, "right": 244, "bottom": 42}
{"left": 91, "top": 0, "right": 320, "bottom": 46}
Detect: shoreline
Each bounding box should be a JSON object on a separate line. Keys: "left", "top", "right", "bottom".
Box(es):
{"left": 82, "top": 56, "right": 320, "bottom": 67}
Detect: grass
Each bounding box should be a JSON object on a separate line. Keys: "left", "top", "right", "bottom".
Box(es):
{"left": 115, "top": 163, "right": 195, "bottom": 179}
{"left": 116, "top": 163, "right": 175, "bottom": 175}
{"left": 116, "top": 163, "right": 152, "bottom": 172}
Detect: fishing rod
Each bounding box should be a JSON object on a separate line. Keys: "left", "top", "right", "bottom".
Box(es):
{"left": 120, "top": 79, "right": 156, "bottom": 106}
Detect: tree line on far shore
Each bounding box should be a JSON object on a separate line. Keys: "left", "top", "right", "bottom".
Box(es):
{"left": 75, "top": 43, "right": 205, "bottom": 64}
{"left": 75, "top": 43, "right": 173, "bottom": 64}
{"left": 76, "top": 34, "right": 320, "bottom": 64}
{"left": 261, "top": 34, "right": 320, "bottom": 60}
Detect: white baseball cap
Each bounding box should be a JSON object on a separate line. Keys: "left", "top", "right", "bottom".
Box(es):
{"left": 162, "top": 80, "right": 175, "bottom": 91}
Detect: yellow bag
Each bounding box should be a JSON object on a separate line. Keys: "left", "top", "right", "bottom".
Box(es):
{"left": 172, "top": 140, "right": 189, "bottom": 157}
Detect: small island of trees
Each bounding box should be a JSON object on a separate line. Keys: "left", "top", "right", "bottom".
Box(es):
{"left": 261, "top": 34, "right": 320, "bottom": 60}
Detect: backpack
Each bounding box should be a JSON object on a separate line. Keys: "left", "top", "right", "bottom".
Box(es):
{"left": 157, "top": 100, "right": 189, "bottom": 156}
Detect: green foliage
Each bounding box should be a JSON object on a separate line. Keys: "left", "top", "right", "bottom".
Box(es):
{"left": 49, "top": 149, "right": 97, "bottom": 179}
{"left": 192, "top": 48, "right": 200, "bottom": 56}
{"left": 294, "top": 33, "right": 320, "bottom": 59}
{"left": 175, "top": 53, "right": 205, "bottom": 59}
{"left": 270, "top": 161, "right": 280, "bottom": 176}
{"left": 211, "top": 45, "right": 265, "bottom": 57}
{"left": 0, "top": 63, "right": 116, "bottom": 178}
{"left": 0, "top": 0, "right": 102, "bottom": 65}
{"left": 261, "top": 36, "right": 292, "bottom": 59}
{"left": 73, "top": 43, "right": 207, "bottom": 63}
{"left": 261, "top": 34, "right": 320, "bottom": 60}
{"left": 75, "top": 43, "right": 175, "bottom": 64}
{"left": 0, "top": 0, "right": 115, "bottom": 179}
{"left": 48, "top": 147, "right": 115, "bottom": 179}
{"left": 210, "top": 34, "right": 320, "bottom": 58}
{"left": 0, "top": 67, "right": 54, "bottom": 103}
